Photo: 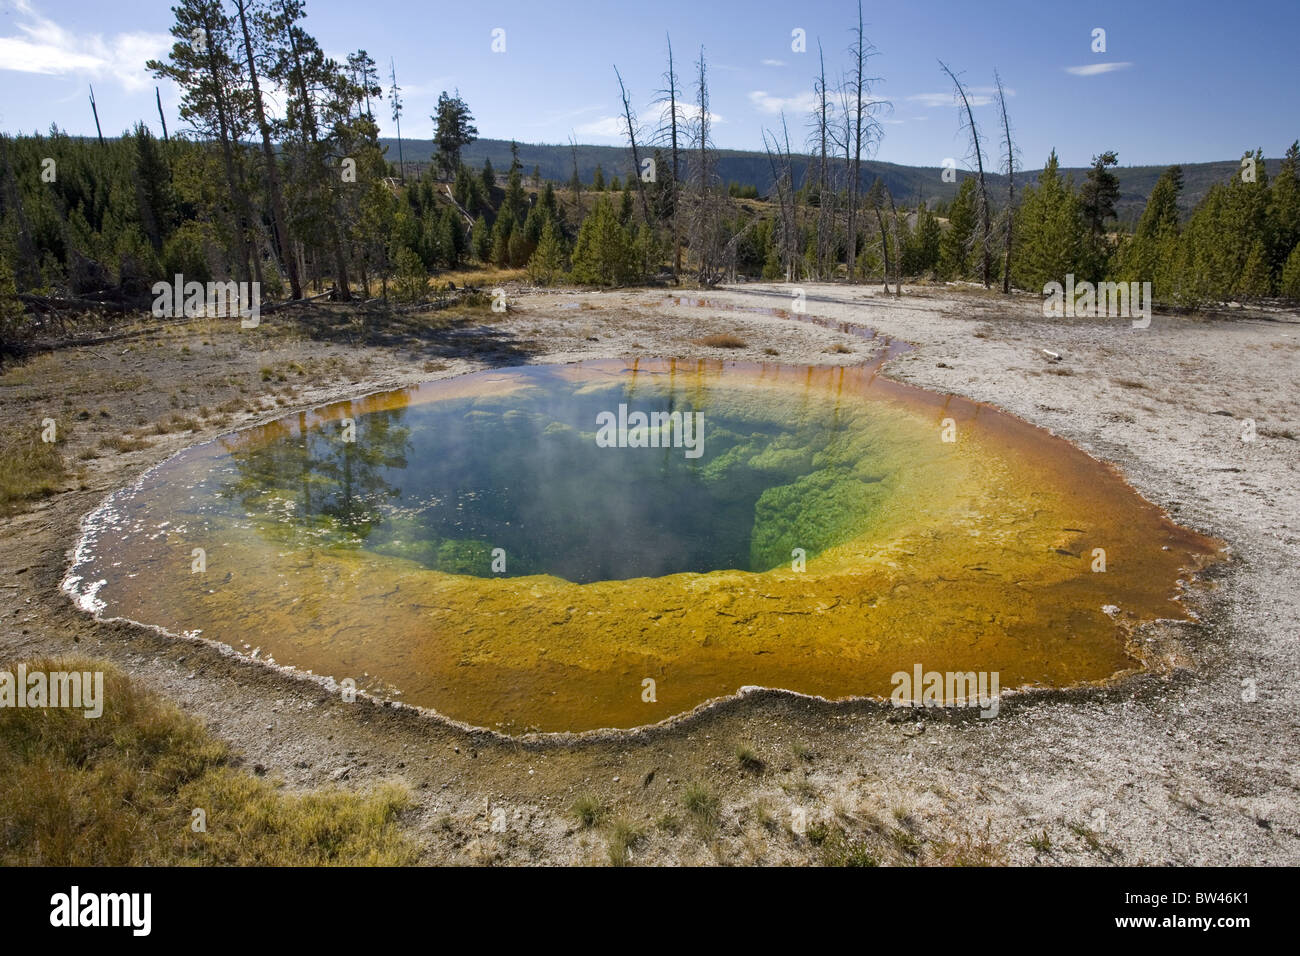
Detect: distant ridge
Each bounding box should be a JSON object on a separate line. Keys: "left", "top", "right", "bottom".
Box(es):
{"left": 385, "top": 137, "right": 1281, "bottom": 222}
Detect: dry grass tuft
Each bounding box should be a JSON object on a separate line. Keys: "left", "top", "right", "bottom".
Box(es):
{"left": 692, "top": 333, "right": 746, "bottom": 349}
{"left": 0, "top": 657, "right": 416, "bottom": 865}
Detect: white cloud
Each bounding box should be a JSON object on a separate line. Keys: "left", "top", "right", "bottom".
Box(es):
{"left": 0, "top": 1, "right": 171, "bottom": 92}
{"left": 907, "top": 91, "right": 994, "bottom": 108}
{"left": 1064, "top": 62, "right": 1132, "bottom": 76}
{"left": 578, "top": 100, "right": 723, "bottom": 141}
{"left": 761, "top": 59, "right": 786, "bottom": 67}
{"left": 905, "top": 86, "right": 1010, "bottom": 109}
{"left": 574, "top": 116, "right": 628, "bottom": 138}
{"left": 748, "top": 90, "right": 817, "bottom": 115}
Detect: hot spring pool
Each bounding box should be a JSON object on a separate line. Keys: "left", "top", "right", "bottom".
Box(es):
{"left": 64, "top": 357, "right": 1219, "bottom": 734}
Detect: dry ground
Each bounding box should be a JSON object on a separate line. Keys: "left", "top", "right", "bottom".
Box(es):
{"left": 2, "top": 281, "right": 1297, "bottom": 866}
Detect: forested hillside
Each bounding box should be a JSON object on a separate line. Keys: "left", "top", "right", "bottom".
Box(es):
{"left": 2, "top": 0, "right": 1298, "bottom": 352}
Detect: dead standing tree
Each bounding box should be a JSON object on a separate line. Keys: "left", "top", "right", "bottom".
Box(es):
{"left": 843, "top": 0, "right": 882, "bottom": 282}
{"left": 867, "top": 178, "right": 891, "bottom": 294}
{"left": 655, "top": 35, "right": 685, "bottom": 283}
{"left": 809, "top": 40, "right": 836, "bottom": 280}
{"left": 688, "top": 47, "right": 725, "bottom": 285}
{"left": 939, "top": 59, "right": 992, "bottom": 288}
{"left": 994, "top": 70, "right": 1018, "bottom": 294}
{"left": 763, "top": 114, "right": 801, "bottom": 281}
{"left": 613, "top": 65, "right": 652, "bottom": 226}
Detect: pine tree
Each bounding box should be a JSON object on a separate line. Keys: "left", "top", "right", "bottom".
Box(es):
{"left": 1280, "top": 241, "right": 1300, "bottom": 299}
{"left": 491, "top": 211, "right": 514, "bottom": 267}
{"left": 1013, "top": 150, "right": 1084, "bottom": 291}
{"left": 570, "top": 197, "right": 636, "bottom": 285}
{"left": 1236, "top": 239, "right": 1272, "bottom": 297}
{"left": 1136, "top": 165, "right": 1183, "bottom": 239}
{"left": 393, "top": 245, "right": 426, "bottom": 302}
{"left": 0, "top": 255, "right": 26, "bottom": 343}
{"left": 940, "top": 177, "right": 976, "bottom": 278}
{"left": 472, "top": 215, "right": 491, "bottom": 263}
{"left": 432, "top": 91, "right": 477, "bottom": 177}
{"left": 527, "top": 218, "right": 568, "bottom": 285}
{"left": 1270, "top": 142, "right": 1300, "bottom": 277}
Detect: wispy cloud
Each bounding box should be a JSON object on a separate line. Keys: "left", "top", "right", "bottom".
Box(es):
{"left": 748, "top": 90, "right": 817, "bottom": 115}
{"left": 907, "top": 85, "right": 1010, "bottom": 109}
{"left": 574, "top": 116, "right": 627, "bottom": 138}
{"left": 0, "top": 0, "right": 171, "bottom": 92}
{"left": 761, "top": 59, "right": 786, "bottom": 67}
{"left": 1064, "top": 62, "right": 1132, "bottom": 76}
{"left": 576, "top": 101, "right": 722, "bottom": 140}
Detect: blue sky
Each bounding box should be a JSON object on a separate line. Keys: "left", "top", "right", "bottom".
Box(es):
{"left": 1, "top": 0, "right": 1297, "bottom": 168}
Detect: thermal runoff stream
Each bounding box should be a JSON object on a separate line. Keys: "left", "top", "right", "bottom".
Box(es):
{"left": 64, "top": 356, "right": 1220, "bottom": 734}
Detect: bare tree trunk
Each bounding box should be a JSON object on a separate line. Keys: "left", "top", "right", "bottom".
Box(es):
{"left": 871, "top": 195, "right": 890, "bottom": 294}
{"left": 885, "top": 184, "right": 902, "bottom": 297}
{"left": 155, "top": 87, "right": 170, "bottom": 143}
{"left": 614, "top": 66, "right": 652, "bottom": 227}
{"left": 665, "top": 36, "right": 682, "bottom": 283}
{"left": 692, "top": 47, "right": 718, "bottom": 284}
{"left": 200, "top": 22, "right": 253, "bottom": 286}
{"left": 280, "top": 0, "right": 350, "bottom": 299}
{"left": 846, "top": 0, "right": 869, "bottom": 282}
{"left": 88, "top": 86, "right": 105, "bottom": 146}
{"left": 995, "top": 71, "right": 1016, "bottom": 294}
{"left": 390, "top": 59, "right": 405, "bottom": 184}
{"left": 236, "top": 0, "right": 301, "bottom": 299}
{"left": 939, "top": 59, "right": 992, "bottom": 288}
{"left": 815, "top": 41, "right": 831, "bottom": 280}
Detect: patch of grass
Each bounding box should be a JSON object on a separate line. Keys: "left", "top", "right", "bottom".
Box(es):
{"left": 828, "top": 343, "right": 853, "bottom": 354}
{"left": 606, "top": 818, "right": 646, "bottom": 867}
{"left": 781, "top": 778, "right": 819, "bottom": 800}
{"left": 1069, "top": 821, "right": 1104, "bottom": 853}
{"left": 762, "top": 347, "right": 779, "bottom": 356}
{"left": 1112, "top": 377, "right": 1148, "bottom": 389}
{"left": 791, "top": 742, "right": 814, "bottom": 763}
{"left": 0, "top": 657, "right": 417, "bottom": 865}
{"left": 655, "top": 813, "right": 682, "bottom": 835}
{"left": 753, "top": 799, "right": 777, "bottom": 831}
{"left": 821, "top": 832, "right": 880, "bottom": 867}
{"left": 692, "top": 333, "right": 746, "bottom": 349}
{"left": 1027, "top": 829, "right": 1052, "bottom": 852}
{"left": 932, "top": 822, "right": 1005, "bottom": 866}
{"left": 888, "top": 825, "right": 923, "bottom": 858}
{"left": 570, "top": 794, "right": 608, "bottom": 829}
{"left": 682, "top": 782, "right": 720, "bottom": 828}
{"left": 805, "top": 821, "right": 831, "bottom": 845}
{"left": 99, "top": 434, "right": 153, "bottom": 454}
{"left": 0, "top": 427, "right": 67, "bottom": 515}
{"left": 734, "top": 743, "right": 765, "bottom": 774}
